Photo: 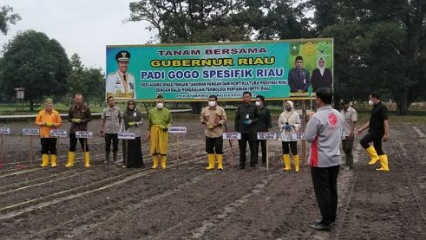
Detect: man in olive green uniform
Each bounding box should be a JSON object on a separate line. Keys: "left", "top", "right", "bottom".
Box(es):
{"left": 148, "top": 95, "right": 173, "bottom": 169}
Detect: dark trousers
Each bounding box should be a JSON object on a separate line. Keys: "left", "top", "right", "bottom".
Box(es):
{"left": 69, "top": 133, "right": 89, "bottom": 152}
{"left": 360, "top": 131, "right": 384, "bottom": 155}
{"left": 105, "top": 133, "right": 119, "bottom": 152}
{"left": 342, "top": 138, "right": 354, "bottom": 168}
{"left": 122, "top": 137, "right": 144, "bottom": 168}
{"left": 256, "top": 140, "right": 267, "bottom": 164}
{"left": 311, "top": 165, "right": 340, "bottom": 225}
{"left": 282, "top": 141, "right": 298, "bottom": 155}
{"left": 206, "top": 136, "right": 223, "bottom": 154}
{"left": 238, "top": 133, "right": 257, "bottom": 167}
{"left": 41, "top": 138, "right": 57, "bottom": 155}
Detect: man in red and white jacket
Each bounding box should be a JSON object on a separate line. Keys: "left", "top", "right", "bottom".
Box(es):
{"left": 305, "top": 88, "right": 344, "bottom": 231}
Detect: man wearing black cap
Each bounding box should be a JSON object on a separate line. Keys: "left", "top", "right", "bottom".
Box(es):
{"left": 106, "top": 50, "right": 135, "bottom": 99}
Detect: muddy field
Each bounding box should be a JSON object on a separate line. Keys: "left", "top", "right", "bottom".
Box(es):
{"left": 0, "top": 115, "right": 425, "bottom": 240}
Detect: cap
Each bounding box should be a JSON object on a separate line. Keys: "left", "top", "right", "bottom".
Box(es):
{"left": 115, "top": 50, "right": 131, "bottom": 62}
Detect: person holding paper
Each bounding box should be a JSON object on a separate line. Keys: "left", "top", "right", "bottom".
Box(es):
{"left": 122, "top": 100, "right": 144, "bottom": 168}
{"left": 66, "top": 94, "right": 92, "bottom": 168}
{"left": 278, "top": 100, "right": 301, "bottom": 172}
{"left": 200, "top": 95, "right": 228, "bottom": 170}
{"left": 101, "top": 96, "right": 122, "bottom": 164}
{"left": 148, "top": 94, "right": 173, "bottom": 170}
{"left": 35, "top": 98, "right": 62, "bottom": 167}
{"left": 255, "top": 95, "right": 272, "bottom": 165}
{"left": 234, "top": 91, "right": 259, "bottom": 169}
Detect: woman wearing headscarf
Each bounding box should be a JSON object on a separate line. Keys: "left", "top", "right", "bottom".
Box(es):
{"left": 121, "top": 100, "right": 144, "bottom": 168}
{"left": 311, "top": 57, "right": 333, "bottom": 92}
{"left": 278, "top": 100, "right": 301, "bottom": 172}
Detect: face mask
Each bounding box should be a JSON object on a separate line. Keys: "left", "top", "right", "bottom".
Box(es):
{"left": 368, "top": 100, "right": 374, "bottom": 106}
{"left": 285, "top": 107, "right": 292, "bottom": 111}
{"left": 157, "top": 103, "right": 164, "bottom": 109}
{"left": 255, "top": 101, "right": 261, "bottom": 107}
{"left": 208, "top": 101, "right": 216, "bottom": 107}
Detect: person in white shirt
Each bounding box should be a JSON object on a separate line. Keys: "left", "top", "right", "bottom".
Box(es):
{"left": 340, "top": 99, "right": 357, "bottom": 170}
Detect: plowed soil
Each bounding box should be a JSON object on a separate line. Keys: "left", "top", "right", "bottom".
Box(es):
{"left": 0, "top": 115, "right": 425, "bottom": 240}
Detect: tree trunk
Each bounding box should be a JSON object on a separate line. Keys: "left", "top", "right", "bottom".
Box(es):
{"left": 395, "top": 90, "right": 409, "bottom": 116}
{"left": 29, "top": 98, "right": 34, "bottom": 111}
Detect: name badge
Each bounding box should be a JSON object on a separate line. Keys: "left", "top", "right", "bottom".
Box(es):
{"left": 168, "top": 127, "right": 187, "bottom": 134}
{"left": 50, "top": 129, "right": 68, "bottom": 138}
{"left": 223, "top": 132, "right": 241, "bottom": 140}
{"left": 118, "top": 132, "right": 136, "bottom": 140}
{"left": 257, "top": 132, "right": 277, "bottom": 140}
{"left": 23, "top": 128, "right": 40, "bottom": 136}
{"left": 0, "top": 127, "right": 11, "bottom": 135}
{"left": 75, "top": 131, "right": 93, "bottom": 139}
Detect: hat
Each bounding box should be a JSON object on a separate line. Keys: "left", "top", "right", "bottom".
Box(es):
{"left": 115, "top": 50, "right": 131, "bottom": 62}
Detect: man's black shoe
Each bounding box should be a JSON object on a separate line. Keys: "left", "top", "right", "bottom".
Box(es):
{"left": 309, "top": 222, "right": 332, "bottom": 231}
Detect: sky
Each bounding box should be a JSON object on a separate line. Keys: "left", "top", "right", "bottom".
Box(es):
{"left": 0, "top": 0, "right": 155, "bottom": 70}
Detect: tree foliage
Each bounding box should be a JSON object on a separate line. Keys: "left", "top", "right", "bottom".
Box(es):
{"left": 0, "top": 5, "right": 21, "bottom": 35}
{"left": 67, "top": 53, "right": 105, "bottom": 105}
{"left": 0, "top": 30, "right": 70, "bottom": 110}
{"left": 312, "top": 0, "right": 426, "bottom": 115}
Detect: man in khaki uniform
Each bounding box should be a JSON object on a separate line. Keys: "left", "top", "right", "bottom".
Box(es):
{"left": 200, "top": 95, "right": 227, "bottom": 170}
{"left": 340, "top": 99, "right": 357, "bottom": 170}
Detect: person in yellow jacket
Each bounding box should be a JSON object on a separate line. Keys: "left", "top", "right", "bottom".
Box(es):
{"left": 35, "top": 98, "right": 62, "bottom": 167}
{"left": 148, "top": 94, "right": 172, "bottom": 170}
{"left": 200, "top": 95, "right": 227, "bottom": 170}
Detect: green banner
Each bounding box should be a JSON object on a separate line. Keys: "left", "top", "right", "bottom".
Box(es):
{"left": 106, "top": 38, "right": 333, "bottom": 101}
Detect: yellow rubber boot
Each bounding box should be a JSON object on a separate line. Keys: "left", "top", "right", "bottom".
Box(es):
{"left": 294, "top": 155, "right": 300, "bottom": 172}
{"left": 376, "top": 154, "right": 389, "bottom": 172}
{"left": 66, "top": 151, "right": 75, "bottom": 167}
{"left": 217, "top": 154, "right": 224, "bottom": 170}
{"left": 283, "top": 154, "right": 291, "bottom": 171}
{"left": 51, "top": 154, "right": 57, "bottom": 167}
{"left": 206, "top": 154, "right": 215, "bottom": 170}
{"left": 152, "top": 155, "right": 159, "bottom": 169}
{"left": 366, "top": 146, "right": 380, "bottom": 165}
{"left": 84, "top": 152, "right": 91, "bottom": 168}
{"left": 41, "top": 154, "right": 49, "bottom": 167}
{"left": 160, "top": 155, "right": 167, "bottom": 169}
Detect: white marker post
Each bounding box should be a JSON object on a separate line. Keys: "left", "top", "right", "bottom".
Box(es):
{"left": 168, "top": 126, "right": 187, "bottom": 169}
{"left": 257, "top": 132, "right": 277, "bottom": 172}
{"left": 23, "top": 128, "right": 40, "bottom": 165}
{"left": 118, "top": 132, "right": 136, "bottom": 167}
{"left": 223, "top": 132, "right": 241, "bottom": 169}
{"left": 75, "top": 131, "right": 93, "bottom": 164}
{"left": 0, "top": 127, "right": 11, "bottom": 165}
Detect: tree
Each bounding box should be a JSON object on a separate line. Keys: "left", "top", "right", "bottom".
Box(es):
{"left": 0, "top": 5, "right": 21, "bottom": 35}
{"left": 0, "top": 30, "right": 71, "bottom": 110}
{"left": 67, "top": 53, "right": 105, "bottom": 105}
{"left": 311, "top": 0, "right": 426, "bottom": 115}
